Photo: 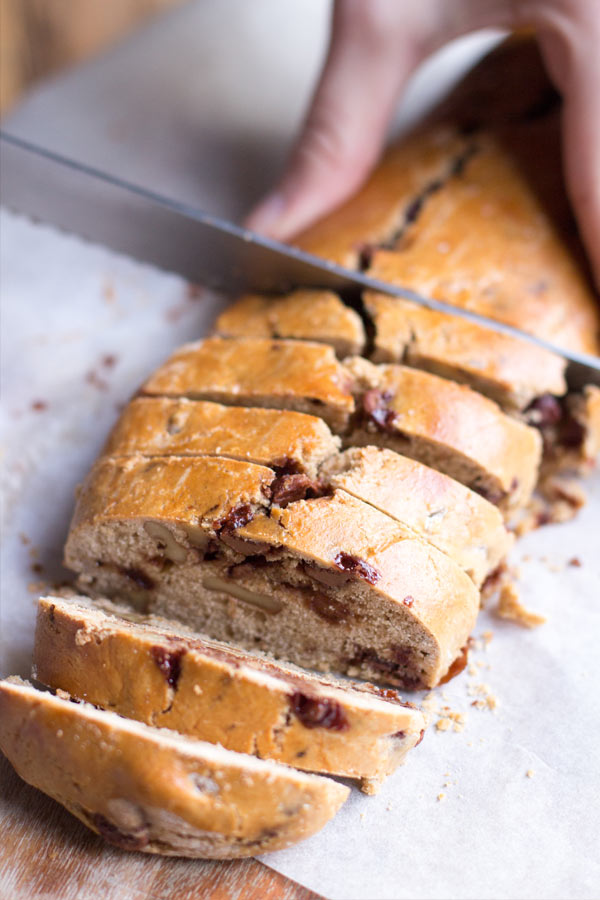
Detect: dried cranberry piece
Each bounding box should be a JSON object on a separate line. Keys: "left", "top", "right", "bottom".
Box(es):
{"left": 392, "top": 730, "right": 406, "bottom": 739}
{"left": 215, "top": 504, "right": 254, "bottom": 533}
{"left": 333, "top": 552, "right": 380, "bottom": 584}
{"left": 150, "top": 646, "right": 185, "bottom": 689}
{"left": 291, "top": 693, "right": 349, "bottom": 731}
{"left": 558, "top": 411, "right": 585, "bottom": 449}
{"left": 525, "top": 393, "right": 562, "bottom": 428}
{"left": 415, "top": 728, "right": 426, "bottom": 747}
{"left": 362, "top": 389, "right": 397, "bottom": 431}
{"left": 272, "top": 457, "right": 302, "bottom": 477}
{"left": 119, "top": 566, "right": 155, "bottom": 591}
{"left": 270, "top": 474, "right": 328, "bottom": 507}
{"left": 92, "top": 813, "right": 149, "bottom": 851}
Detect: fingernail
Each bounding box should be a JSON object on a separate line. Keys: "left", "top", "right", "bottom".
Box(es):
{"left": 245, "top": 192, "right": 287, "bottom": 236}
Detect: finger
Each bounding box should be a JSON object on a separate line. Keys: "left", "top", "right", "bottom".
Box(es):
{"left": 534, "top": 11, "right": 600, "bottom": 290}
{"left": 245, "top": 0, "right": 425, "bottom": 240}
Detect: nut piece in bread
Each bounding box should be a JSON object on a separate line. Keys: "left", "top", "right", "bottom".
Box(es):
{"left": 215, "top": 289, "right": 366, "bottom": 357}
{"left": 0, "top": 678, "right": 349, "bottom": 858}
{"left": 345, "top": 356, "right": 542, "bottom": 511}
{"left": 322, "top": 446, "right": 513, "bottom": 588}
{"left": 64, "top": 456, "right": 480, "bottom": 689}
{"left": 141, "top": 337, "right": 355, "bottom": 432}
{"left": 103, "top": 397, "right": 339, "bottom": 479}
{"left": 34, "top": 595, "right": 427, "bottom": 792}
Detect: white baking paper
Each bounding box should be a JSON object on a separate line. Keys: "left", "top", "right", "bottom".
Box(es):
{"left": 1, "top": 2, "right": 599, "bottom": 897}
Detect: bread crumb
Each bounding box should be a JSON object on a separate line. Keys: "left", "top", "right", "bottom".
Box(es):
{"left": 526, "top": 769, "right": 535, "bottom": 778}
{"left": 192, "top": 684, "right": 203, "bottom": 695}
{"left": 436, "top": 717, "right": 453, "bottom": 732}
{"left": 437, "top": 793, "right": 446, "bottom": 802}
{"left": 568, "top": 557, "right": 582, "bottom": 568}
{"left": 497, "top": 583, "right": 546, "bottom": 628}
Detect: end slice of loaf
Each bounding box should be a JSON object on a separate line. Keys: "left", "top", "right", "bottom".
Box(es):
{"left": 34, "top": 594, "right": 426, "bottom": 793}
{"left": 215, "top": 289, "right": 366, "bottom": 357}
{"left": 102, "top": 397, "right": 339, "bottom": 479}
{"left": 0, "top": 678, "right": 349, "bottom": 858}
{"left": 65, "top": 456, "right": 480, "bottom": 689}
{"left": 321, "top": 446, "right": 513, "bottom": 588}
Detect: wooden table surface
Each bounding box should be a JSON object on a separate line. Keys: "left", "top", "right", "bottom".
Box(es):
{"left": 0, "top": 754, "right": 321, "bottom": 900}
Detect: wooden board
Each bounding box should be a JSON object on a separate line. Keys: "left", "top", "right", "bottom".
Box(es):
{"left": 0, "top": 754, "right": 321, "bottom": 900}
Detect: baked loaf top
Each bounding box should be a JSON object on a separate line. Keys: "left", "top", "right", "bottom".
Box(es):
{"left": 346, "top": 356, "right": 542, "bottom": 509}
{"left": 103, "top": 397, "right": 339, "bottom": 478}
{"left": 0, "top": 678, "right": 349, "bottom": 858}
{"left": 141, "top": 336, "right": 355, "bottom": 431}
{"left": 323, "top": 446, "right": 512, "bottom": 587}
{"left": 34, "top": 594, "right": 426, "bottom": 791}
{"left": 364, "top": 292, "right": 567, "bottom": 412}
{"left": 292, "top": 37, "right": 600, "bottom": 357}
{"left": 215, "top": 289, "right": 366, "bottom": 357}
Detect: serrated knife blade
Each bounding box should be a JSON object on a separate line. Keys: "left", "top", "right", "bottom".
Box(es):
{"left": 1, "top": 129, "right": 599, "bottom": 389}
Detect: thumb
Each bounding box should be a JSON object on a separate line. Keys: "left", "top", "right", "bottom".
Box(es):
{"left": 245, "top": 0, "right": 423, "bottom": 241}
{"left": 537, "top": 19, "right": 600, "bottom": 290}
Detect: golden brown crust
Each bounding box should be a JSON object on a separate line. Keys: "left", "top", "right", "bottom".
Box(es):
{"left": 34, "top": 595, "right": 426, "bottom": 788}
{"left": 141, "top": 337, "right": 355, "bottom": 431}
{"left": 345, "top": 357, "right": 542, "bottom": 509}
{"left": 292, "top": 36, "right": 600, "bottom": 358}
{"left": 364, "top": 292, "right": 567, "bottom": 411}
{"left": 0, "top": 678, "right": 349, "bottom": 858}
{"left": 365, "top": 132, "right": 599, "bottom": 356}
{"left": 322, "top": 446, "right": 513, "bottom": 587}
{"left": 215, "top": 290, "right": 366, "bottom": 357}
{"left": 102, "top": 397, "right": 339, "bottom": 478}
{"left": 293, "top": 127, "right": 468, "bottom": 267}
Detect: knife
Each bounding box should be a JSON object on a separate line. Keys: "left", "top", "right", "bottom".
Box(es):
{"left": 1, "top": 130, "right": 599, "bottom": 389}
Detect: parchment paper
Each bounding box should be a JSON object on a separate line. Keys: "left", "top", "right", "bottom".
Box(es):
{"left": 1, "top": 3, "right": 599, "bottom": 897}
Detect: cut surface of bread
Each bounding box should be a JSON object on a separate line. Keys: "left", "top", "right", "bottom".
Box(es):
{"left": 345, "top": 356, "right": 542, "bottom": 510}
{"left": 215, "top": 289, "right": 366, "bottom": 357}
{"left": 34, "top": 595, "right": 426, "bottom": 792}
{"left": 364, "top": 292, "right": 567, "bottom": 412}
{"left": 65, "top": 456, "right": 479, "bottom": 689}
{"left": 0, "top": 678, "right": 349, "bottom": 858}
{"left": 322, "top": 446, "right": 512, "bottom": 588}
{"left": 141, "top": 336, "right": 355, "bottom": 432}
{"left": 103, "top": 397, "right": 339, "bottom": 479}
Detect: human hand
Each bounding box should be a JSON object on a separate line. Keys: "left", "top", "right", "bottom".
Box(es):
{"left": 246, "top": 0, "right": 600, "bottom": 286}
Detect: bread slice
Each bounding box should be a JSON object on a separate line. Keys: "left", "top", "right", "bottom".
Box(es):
{"left": 345, "top": 356, "right": 542, "bottom": 510}
{"left": 215, "top": 289, "right": 366, "bottom": 357}
{"left": 364, "top": 292, "right": 567, "bottom": 413}
{"left": 34, "top": 595, "right": 427, "bottom": 793}
{"left": 64, "top": 455, "right": 480, "bottom": 689}
{"left": 0, "top": 678, "right": 348, "bottom": 857}
{"left": 141, "top": 336, "right": 355, "bottom": 432}
{"left": 102, "top": 397, "right": 339, "bottom": 479}
{"left": 321, "top": 446, "right": 512, "bottom": 588}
